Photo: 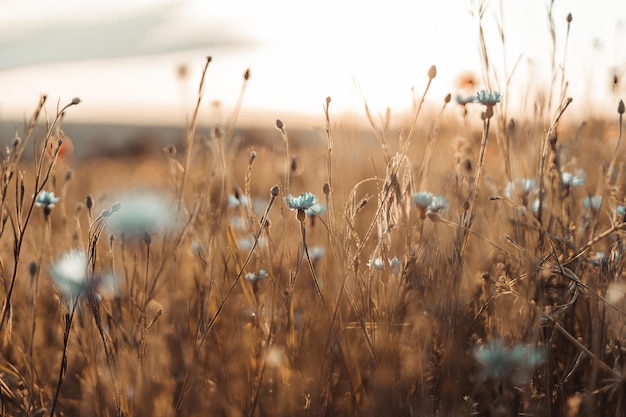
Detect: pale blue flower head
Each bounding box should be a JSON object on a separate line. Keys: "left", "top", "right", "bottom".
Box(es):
{"left": 368, "top": 256, "right": 401, "bottom": 273}
{"left": 474, "top": 339, "right": 543, "bottom": 382}
{"left": 284, "top": 192, "right": 316, "bottom": 210}
{"left": 305, "top": 202, "right": 326, "bottom": 217}
{"left": 107, "top": 192, "right": 177, "bottom": 236}
{"left": 617, "top": 205, "right": 626, "bottom": 217}
{"left": 35, "top": 190, "right": 60, "bottom": 208}
{"left": 505, "top": 178, "right": 537, "bottom": 198}
{"left": 561, "top": 171, "right": 585, "bottom": 188}
{"left": 476, "top": 90, "right": 502, "bottom": 106}
{"left": 455, "top": 95, "right": 476, "bottom": 105}
{"left": 228, "top": 194, "right": 249, "bottom": 209}
{"left": 50, "top": 249, "right": 88, "bottom": 306}
{"left": 310, "top": 246, "right": 326, "bottom": 261}
{"left": 412, "top": 192, "right": 434, "bottom": 209}
{"left": 427, "top": 196, "right": 448, "bottom": 213}
{"left": 582, "top": 196, "right": 603, "bottom": 211}
{"left": 245, "top": 269, "right": 268, "bottom": 283}
{"left": 367, "top": 258, "right": 385, "bottom": 270}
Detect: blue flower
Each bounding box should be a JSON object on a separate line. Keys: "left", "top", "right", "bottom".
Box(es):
{"left": 35, "top": 191, "right": 60, "bottom": 208}
{"left": 305, "top": 202, "right": 326, "bottom": 217}
{"left": 582, "top": 196, "right": 603, "bottom": 211}
{"left": 107, "top": 192, "right": 177, "bottom": 236}
{"left": 367, "top": 258, "right": 385, "bottom": 270}
{"left": 412, "top": 192, "right": 434, "bottom": 209}
{"left": 617, "top": 205, "right": 626, "bottom": 217}
{"left": 368, "top": 256, "right": 401, "bottom": 273}
{"left": 561, "top": 171, "right": 585, "bottom": 187}
{"left": 474, "top": 339, "right": 543, "bottom": 382}
{"left": 427, "top": 196, "right": 448, "bottom": 213}
{"left": 310, "top": 246, "right": 326, "bottom": 261}
{"left": 284, "top": 192, "right": 316, "bottom": 210}
{"left": 413, "top": 192, "right": 448, "bottom": 220}
{"left": 455, "top": 95, "right": 476, "bottom": 105}
{"left": 475, "top": 90, "right": 502, "bottom": 106}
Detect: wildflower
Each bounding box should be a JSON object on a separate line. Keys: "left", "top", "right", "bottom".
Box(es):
{"left": 474, "top": 339, "right": 543, "bottom": 382}
{"left": 368, "top": 256, "right": 401, "bottom": 273}
{"left": 582, "top": 196, "right": 603, "bottom": 211}
{"left": 367, "top": 258, "right": 385, "bottom": 270}
{"left": 504, "top": 179, "right": 538, "bottom": 207}
{"left": 561, "top": 171, "right": 585, "bottom": 187}
{"left": 455, "top": 95, "right": 476, "bottom": 105}
{"left": 617, "top": 205, "right": 626, "bottom": 217}
{"left": 305, "top": 202, "right": 326, "bottom": 217}
{"left": 49, "top": 249, "right": 88, "bottom": 306}
{"left": 35, "top": 190, "right": 60, "bottom": 209}
{"left": 245, "top": 269, "right": 268, "bottom": 283}
{"left": 107, "top": 192, "right": 177, "bottom": 236}
{"left": 228, "top": 194, "right": 249, "bottom": 209}
{"left": 309, "top": 246, "right": 326, "bottom": 261}
{"left": 229, "top": 216, "right": 248, "bottom": 231}
{"left": 413, "top": 192, "right": 447, "bottom": 220}
{"left": 412, "top": 192, "right": 433, "bottom": 209}
{"left": 475, "top": 90, "right": 501, "bottom": 120}
{"left": 285, "top": 192, "right": 316, "bottom": 222}
{"left": 427, "top": 196, "right": 448, "bottom": 213}
{"left": 475, "top": 90, "right": 502, "bottom": 106}
{"left": 284, "top": 192, "right": 316, "bottom": 210}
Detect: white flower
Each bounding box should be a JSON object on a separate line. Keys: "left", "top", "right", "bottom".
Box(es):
{"left": 50, "top": 250, "right": 88, "bottom": 305}
{"left": 561, "top": 171, "right": 585, "bottom": 187}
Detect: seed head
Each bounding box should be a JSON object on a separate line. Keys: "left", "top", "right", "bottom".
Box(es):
{"left": 428, "top": 65, "right": 437, "bottom": 79}
{"left": 271, "top": 184, "right": 280, "bottom": 197}
{"left": 618, "top": 99, "right": 625, "bottom": 115}
{"left": 275, "top": 119, "right": 284, "bottom": 131}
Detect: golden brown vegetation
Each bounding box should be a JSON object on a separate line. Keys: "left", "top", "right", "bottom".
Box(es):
{"left": 1, "top": 5, "right": 626, "bottom": 417}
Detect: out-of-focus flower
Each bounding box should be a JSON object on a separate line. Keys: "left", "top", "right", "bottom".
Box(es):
{"left": 368, "top": 258, "right": 385, "bottom": 270}
{"left": 305, "top": 202, "right": 326, "bottom": 217}
{"left": 413, "top": 192, "right": 448, "bottom": 220}
{"left": 107, "top": 192, "right": 177, "bottom": 236}
{"left": 284, "top": 192, "right": 316, "bottom": 210}
{"left": 475, "top": 90, "right": 502, "bottom": 106}
{"left": 504, "top": 179, "right": 538, "bottom": 198}
{"left": 474, "top": 339, "right": 543, "bottom": 382}
{"left": 368, "top": 256, "right": 401, "bottom": 274}
{"left": 228, "top": 194, "right": 249, "bottom": 209}
{"left": 455, "top": 95, "right": 476, "bottom": 105}
{"left": 229, "top": 216, "right": 248, "bottom": 231}
{"left": 35, "top": 191, "right": 60, "bottom": 209}
{"left": 582, "top": 196, "right": 603, "bottom": 211}
{"left": 245, "top": 269, "right": 268, "bottom": 283}
{"left": 310, "top": 246, "right": 326, "bottom": 261}
{"left": 561, "top": 171, "right": 585, "bottom": 188}
{"left": 427, "top": 196, "right": 448, "bottom": 213}
{"left": 413, "top": 192, "right": 434, "bottom": 209}
{"left": 49, "top": 249, "right": 88, "bottom": 306}
{"left": 616, "top": 205, "right": 626, "bottom": 218}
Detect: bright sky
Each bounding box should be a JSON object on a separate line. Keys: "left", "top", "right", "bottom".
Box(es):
{"left": 0, "top": 0, "right": 624, "bottom": 126}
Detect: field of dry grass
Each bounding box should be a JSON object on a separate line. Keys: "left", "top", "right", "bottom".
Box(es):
{"left": 1, "top": 6, "right": 626, "bottom": 417}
